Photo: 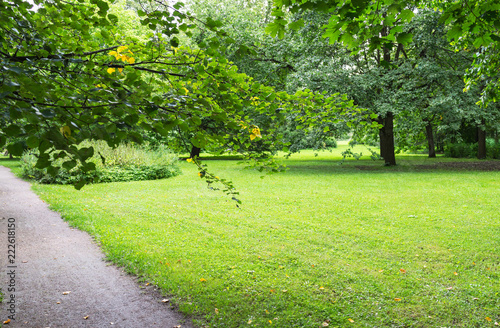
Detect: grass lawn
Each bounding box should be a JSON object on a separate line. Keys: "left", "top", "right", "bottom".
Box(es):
{"left": 3, "top": 145, "right": 500, "bottom": 327}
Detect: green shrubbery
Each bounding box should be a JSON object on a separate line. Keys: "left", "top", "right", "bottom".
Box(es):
{"left": 282, "top": 129, "right": 337, "bottom": 153}
{"left": 444, "top": 139, "right": 500, "bottom": 159}
{"left": 21, "top": 142, "right": 180, "bottom": 184}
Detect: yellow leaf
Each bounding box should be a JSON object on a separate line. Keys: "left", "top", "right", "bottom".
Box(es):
{"left": 107, "top": 67, "right": 116, "bottom": 74}
{"left": 182, "top": 87, "right": 189, "bottom": 95}
{"left": 60, "top": 126, "right": 71, "bottom": 138}
{"left": 3, "top": 319, "right": 11, "bottom": 324}
{"left": 454, "top": 272, "right": 458, "bottom": 275}
{"left": 269, "top": 320, "right": 272, "bottom": 324}
{"left": 252, "top": 127, "right": 262, "bottom": 138}
{"left": 186, "top": 158, "right": 193, "bottom": 162}
{"left": 200, "top": 278, "right": 207, "bottom": 282}
{"left": 127, "top": 56, "right": 135, "bottom": 64}
{"left": 486, "top": 317, "right": 492, "bottom": 322}
{"left": 394, "top": 298, "right": 402, "bottom": 301}
{"left": 117, "top": 45, "right": 128, "bottom": 52}
{"left": 250, "top": 134, "right": 257, "bottom": 141}
{"left": 118, "top": 68, "right": 123, "bottom": 73}
{"left": 108, "top": 51, "right": 118, "bottom": 56}
{"left": 83, "top": 315, "right": 89, "bottom": 320}
{"left": 348, "top": 318, "right": 354, "bottom": 323}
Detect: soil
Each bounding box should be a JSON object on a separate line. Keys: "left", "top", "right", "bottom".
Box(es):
{"left": 0, "top": 166, "right": 193, "bottom": 328}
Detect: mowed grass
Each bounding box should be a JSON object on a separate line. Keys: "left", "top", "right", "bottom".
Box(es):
{"left": 7, "top": 145, "right": 500, "bottom": 327}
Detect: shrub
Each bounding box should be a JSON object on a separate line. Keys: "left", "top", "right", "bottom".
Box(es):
{"left": 486, "top": 139, "right": 500, "bottom": 159}
{"left": 282, "top": 129, "right": 337, "bottom": 153}
{"left": 444, "top": 140, "right": 500, "bottom": 159}
{"left": 21, "top": 141, "right": 180, "bottom": 184}
{"left": 444, "top": 143, "right": 478, "bottom": 158}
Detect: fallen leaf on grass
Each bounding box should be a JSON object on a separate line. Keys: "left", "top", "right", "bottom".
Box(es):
{"left": 215, "top": 308, "right": 219, "bottom": 314}
{"left": 62, "top": 291, "right": 71, "bottom": 295}
{"left": 394, "top": 298, "right": 402, "bottom": 301}
{"left": 348, "top": 318, "right": 355, "bottom": 323}
{"left": 454, "top": 272, "right": 458, "bottom": 275}
{"left": 486, "top": 317, "right": 492, "bottom": 322}
{"left": 378, "top": 269, "right": 384, "bottom": 273}
{"left": 200, "top": 278, "right": 207, "bottom": 282}
{"left": 399, "top": 269, "right": 406, "bottom": 274}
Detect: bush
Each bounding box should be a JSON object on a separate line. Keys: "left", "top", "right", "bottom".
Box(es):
{"left": 444, "top": 140, "right": 500, "bottom": 159}
{"left": 486, "top": 139, "right": 500, "bottom": 159}
{"left": 21, "top": 141, "right": 180, "bottom": 184}
{"left": 282, "top": 129, "right": 337, "bottom": 153}
{"left": 444, "top": 143, "right": 478, "bottom": 158}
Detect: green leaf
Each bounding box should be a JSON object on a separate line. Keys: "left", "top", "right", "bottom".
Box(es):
{"left": 447, "top": 25, "right": 462, "bottom": 40}
{"left": 399, "top": 9, "right": 414, "bottom": 22}
{"left": 4, "top": 124, "right": 21, "bottom": 137}
{"left": 265, "top": 21, "right": 286, "bottom": 39}
{"left": 288, "top": 19, "right": 304, "bottom": 31}
{"left": 26, "top": 136, "right": 39, "bottom": 148}
{"left": 6, "top": 142, "right": 24, "bottom": 156}
{"left": 78, "top": 147, "right": 94, "bottom": 161}
{"left": 396, "top": 32, "right": 413, "bottom": 44}
{"left": 62, "top": 160, "right": 77, "bottom": 170}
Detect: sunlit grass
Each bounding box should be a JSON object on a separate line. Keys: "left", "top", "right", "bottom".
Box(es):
{"left": 5, "top": 149, "right": 500, "bottom": 327}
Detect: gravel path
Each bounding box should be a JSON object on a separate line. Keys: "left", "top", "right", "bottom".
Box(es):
{"left": 0, "top": 166, "right": 193, "bottom": 328}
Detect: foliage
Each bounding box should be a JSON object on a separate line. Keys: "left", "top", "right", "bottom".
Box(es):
{"left": 0, "top": 0, "right": 356, "bottom": 193}
{"left": 30, "top": 150, "right": 500, "bottom": 327}
{"left": 20, "top": 141, "right": 180, "bottom": 184}
{"left": 445, "top": 139, "right": 500, "bottom": 159}
{"left": 444, "top": 142, "right": 478, "bottom": 158}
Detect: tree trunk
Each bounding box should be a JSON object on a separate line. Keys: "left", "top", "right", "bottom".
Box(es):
{"left": 379, "top": 112, "right": 396, "bottom": 166}
{"left": 425, "top": 122, "right": 436, "bottom": 158}
{"left": 190, "top": 146, "right": 201, "bottom": 158}
{"left": 477, "top": 124, "right": 486, "bottom": 159}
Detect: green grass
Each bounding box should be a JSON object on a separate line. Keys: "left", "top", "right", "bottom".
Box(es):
{"left": 4, "top": 147, "right": 500, "bottom": 327}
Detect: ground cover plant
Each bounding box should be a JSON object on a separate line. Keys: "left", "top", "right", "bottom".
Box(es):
{"left": 9, "top": 146, "right": 500, "bottom": 327}
{"left": 19, "top": 141, "right": 180, "bottom": 185}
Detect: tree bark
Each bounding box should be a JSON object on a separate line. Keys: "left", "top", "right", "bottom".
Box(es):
{"left": 190, "top": 146, "right": 201, "bottom": 158}
{"left": 425, "top": 122, "right": 436, "bottom": 158}
{"left": 477, "top": 123, "right": 486, "bottom": 159}
{"left": 379, "top": 113, "right": 396, "bottom": 165}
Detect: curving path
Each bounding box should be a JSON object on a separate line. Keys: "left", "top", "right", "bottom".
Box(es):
{"left": 0, "top": 166, "right": 192, "bottom": 328}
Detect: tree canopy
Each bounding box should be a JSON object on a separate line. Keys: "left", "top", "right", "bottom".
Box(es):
{"left": 0, "top": 0, "right": 359, "bottom": 191}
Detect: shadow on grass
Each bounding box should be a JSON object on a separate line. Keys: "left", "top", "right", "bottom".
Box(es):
{"left": 285, "top": 158, "right": 500, "bottom": 176}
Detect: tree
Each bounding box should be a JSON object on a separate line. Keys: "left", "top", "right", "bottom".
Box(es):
{"left": 0, "top": 0, "right": 355, "bottom": 193}
{"left": 268, "top": 0, "right": 500, "bottom": 163}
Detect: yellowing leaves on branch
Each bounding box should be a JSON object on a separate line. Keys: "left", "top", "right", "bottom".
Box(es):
{"left": 109, "top": 45, "right": 135, "bottom": 64}
{"left": 250, "top": 126, "right": 262, "bottom": 141}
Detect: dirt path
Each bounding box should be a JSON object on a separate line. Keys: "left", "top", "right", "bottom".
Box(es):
{"left": 0, "top": 166, "right": 193, "bottom": 328}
